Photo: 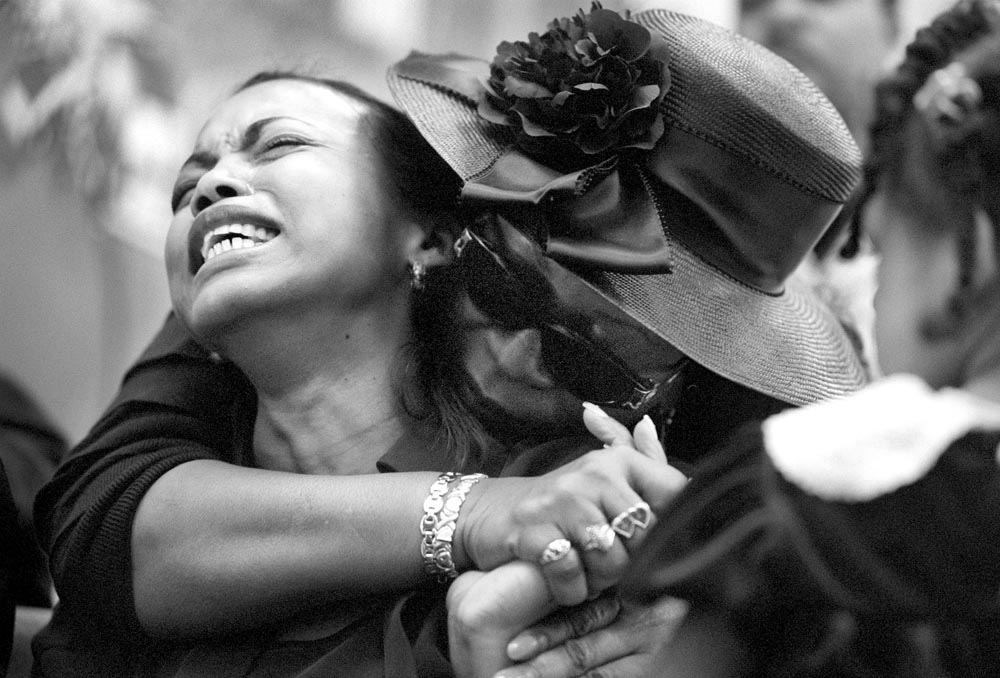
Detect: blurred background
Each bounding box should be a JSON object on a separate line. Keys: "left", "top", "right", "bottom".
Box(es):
{"left": 0, "top": 0, "right": 956, "bottom": 445}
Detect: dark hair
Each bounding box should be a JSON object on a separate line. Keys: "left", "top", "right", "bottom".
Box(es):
{"left": 861, "top": 0, "right": 1000, "bottom": 336}
{"left": 236, "top": 72, "right": 493, "bottom": 468}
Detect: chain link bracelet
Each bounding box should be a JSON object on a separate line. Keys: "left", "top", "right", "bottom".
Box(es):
{"left": 430, "top": 473, "right": 487, "bottom": 581}
{"left": 419, "top": 472, "right": 487, "bottom": 582}
{"left": 420, "top": 472, "right": 460, "bottom": 578}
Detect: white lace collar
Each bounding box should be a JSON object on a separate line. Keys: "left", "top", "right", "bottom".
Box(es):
{"left": 763, "top": 375, "right": 1000, "bottom": 502}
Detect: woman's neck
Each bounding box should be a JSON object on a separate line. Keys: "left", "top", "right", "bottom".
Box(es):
{"left": 216, "top": 306, "right": 422, "bottom": 474}
{"left": 252, "top": 375, "right": 414, "bottom": 475}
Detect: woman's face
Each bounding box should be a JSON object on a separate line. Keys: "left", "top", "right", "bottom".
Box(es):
{"left": 165, "top": 79, "right": 414, "bottom": 345}
{"left": 457, "top": 294, "right": 584, "bottom": 434}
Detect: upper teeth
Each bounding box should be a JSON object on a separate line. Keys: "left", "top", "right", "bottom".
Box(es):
{"left": 201, "top": 224, "right": 277, "bottom": 263}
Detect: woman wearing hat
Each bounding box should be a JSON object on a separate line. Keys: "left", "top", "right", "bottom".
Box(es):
{"left": 31, "top": 67, "right": 692, "bottom": 677}
{"left": 34, "top": 5, "right": 866, "bottom": 677}
{"left": 623, "top": 1, "right": 1000, "bottom": 675}
{"left": 381, "top": 5, "right": 868, "bottom": 673}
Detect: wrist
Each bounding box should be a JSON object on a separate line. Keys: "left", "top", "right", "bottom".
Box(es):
{"left": 421, "top": 473, "right": 487, "bottom": 581}
{"left": 451, "top": 477, "right": 487, "bottom": 571}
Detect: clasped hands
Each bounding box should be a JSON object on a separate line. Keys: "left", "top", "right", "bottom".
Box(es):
{"left": 448, "top": 406, "right": 689, "bottom": 678}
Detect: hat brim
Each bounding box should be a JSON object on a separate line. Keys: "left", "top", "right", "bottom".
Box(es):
{"left": 386, "top": 17, "right": 867, "bottom": 406}
{"left": 595, "top": 239, "right": 866, "bottom": 406}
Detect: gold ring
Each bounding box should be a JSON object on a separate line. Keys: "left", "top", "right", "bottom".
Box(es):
{"left": 538, "top": 538, "right": 572, "bottom": 565}
{"left": 610, "top": 501, "right": 652, "bottom": 539}
{"left": 581, "top": 523, "right": 616, "bottom": 552}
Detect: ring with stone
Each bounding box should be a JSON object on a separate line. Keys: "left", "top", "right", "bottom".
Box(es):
{"left": 538, "top": 538, "right": 573, "bottom": 565}
{"left": 581, "top": 523, "right": 617, "bottom": 552}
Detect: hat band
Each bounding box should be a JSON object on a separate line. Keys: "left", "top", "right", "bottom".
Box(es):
{"left": 647, "top": 126, "right": 845, "bottom": 293}
{"left": 458, "top": 129, "right": 843, "bottom": 296}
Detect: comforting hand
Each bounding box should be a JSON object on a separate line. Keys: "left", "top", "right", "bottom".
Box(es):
{"left": 448, "top": 568, "right": 688, "bottom": 678}
{"left": 457, "top": 408, "right": 688, "bottom": 605}
{"left": 496, "top": 593, "right": 688, "bottom": 678}
{"left": 447, "top": 561, "right": 555, "bottom": 678}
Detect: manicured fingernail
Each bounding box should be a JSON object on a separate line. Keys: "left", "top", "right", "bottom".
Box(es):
{"left": 637, "top": 415, "right": 658, "bottom": 435}
{"left": 582, "top": 401, "right": 609, "bottom": 417}
{"left": 506, "top": 635, "right": 540, "bottom": 661}
{"left": 496, "top": 667, "right": 531, "bottom": 678}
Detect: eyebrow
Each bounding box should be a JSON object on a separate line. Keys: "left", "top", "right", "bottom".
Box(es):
{"left": 177, "top": 116, "right": 286, "bottom": 172}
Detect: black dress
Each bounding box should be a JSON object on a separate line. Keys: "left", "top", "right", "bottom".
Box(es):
{"left": 624, "top": 375, "right": 1000, "bottom": 678}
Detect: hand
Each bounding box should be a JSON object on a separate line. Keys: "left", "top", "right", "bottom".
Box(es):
{"left": 448, "top": 562, "right": 556, "bottom": 678}
{"left": 457, "top": 408, "right": 688, "bottom": 606}
{"left": 494, "top": 593, "right": 688, "bottom": 678}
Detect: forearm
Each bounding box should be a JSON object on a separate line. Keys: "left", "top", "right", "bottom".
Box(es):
{"left": 132, "top": 460, "right": 443, "bottom": 637}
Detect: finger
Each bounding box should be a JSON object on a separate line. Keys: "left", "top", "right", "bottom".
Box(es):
{"left": 496, "top": 623, "right": 637, "bottom": 678}
{"left": 581, "top": 403, "right": 634, "bottom": 447}
{"left": 540, "top": 545, "right": 588, "bottom": 607}
{"left": 447, "top": 570, "right": 489, "bottom": 614}
{"left": 496, "top": 654, "right": 656, "bottom": 678}
{"left": 631, "top": 415, "right": 665, "bottom": 461}
{"left": 495, "top": 598, "right": 687, "bottom": 678}
{"left": 506, "top": 591, "right": 621, "bottom": 662}
{"left": 623, "top": 456, "right": 688, "bottom": 515}
{"left": 575, "top": 523, "right": 629, "bottom": 593}
{"left": 524, "top": 530, "right": 589, "bottom": 607}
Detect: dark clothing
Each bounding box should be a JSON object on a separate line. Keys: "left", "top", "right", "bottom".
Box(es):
{"left": 625, "top": 377, "right": 1000, "bottom": 677}
{"left": 32, "top": 316, "right": 257, "bottom": 677}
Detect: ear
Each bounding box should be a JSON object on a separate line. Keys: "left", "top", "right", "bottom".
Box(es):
{"left": 404, "top": 223, "right": 456, "bottom": 271}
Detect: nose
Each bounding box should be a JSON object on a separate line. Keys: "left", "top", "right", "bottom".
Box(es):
{"left": 190, "top": 167, "right": 253, "bottom": 216}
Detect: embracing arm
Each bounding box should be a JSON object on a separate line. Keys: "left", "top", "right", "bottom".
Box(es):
{"left": 34, "top": 314, "right": 444, "bottom": 637}
{"left": 37, "top": 315, "right": 686, "bottom": 643}
{"left": 133, "top": 445, "right": 681, "bottom": 638}
{"left": 34, "top": 314, "right": 254, "bottom": 636}
{"left": 132, "top": 461, "right": 445, "bottom": 637}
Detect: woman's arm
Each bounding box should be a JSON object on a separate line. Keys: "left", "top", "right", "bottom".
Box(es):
{"left": 132, "top": 460, "right": 444, "bottom": 637}
{"left": 133, "top": 443, "right": 683, "bottom": 637}
{"left": 34, "top": 314, "right": 254, "bottom": 634}
{"left": 39, "top": 315, "right": 686, "bottom": 641}
{"left": 34, "top": 314, "right": 443, "bottom": 637}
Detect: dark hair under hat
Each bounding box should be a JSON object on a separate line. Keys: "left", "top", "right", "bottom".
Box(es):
{"left": 387, "top": 5, "right": 867, "bottom": 405}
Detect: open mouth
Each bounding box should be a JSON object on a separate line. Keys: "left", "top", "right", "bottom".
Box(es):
{"left": 199, "top": 224, "right": 278, "bottom": 265}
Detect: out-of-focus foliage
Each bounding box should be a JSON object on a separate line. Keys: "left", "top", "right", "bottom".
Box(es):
{"left": 0, "top": 0, "right": 175, "bottom": 217}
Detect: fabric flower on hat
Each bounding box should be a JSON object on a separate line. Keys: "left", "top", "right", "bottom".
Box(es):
{"left": 478, "top": 2, "right": 671, "bottom": 170}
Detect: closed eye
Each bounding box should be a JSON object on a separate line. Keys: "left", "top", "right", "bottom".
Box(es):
{"left": 171, "top": 180, "right": 198, "bottom": 213}
{"left": 262, "top": 135, "right": 309, "bottom": 152}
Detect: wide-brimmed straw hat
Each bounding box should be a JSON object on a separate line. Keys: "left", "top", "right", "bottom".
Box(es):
{"left": 387, "top": 5, "right": 867, "bottom": 405}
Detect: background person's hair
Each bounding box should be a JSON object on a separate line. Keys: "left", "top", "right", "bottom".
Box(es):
{"left": 863, "top": 0, "right": 1000, "bottom": 340}
{"left": 236, "top": 72, "right": 493, "bottom": 468}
